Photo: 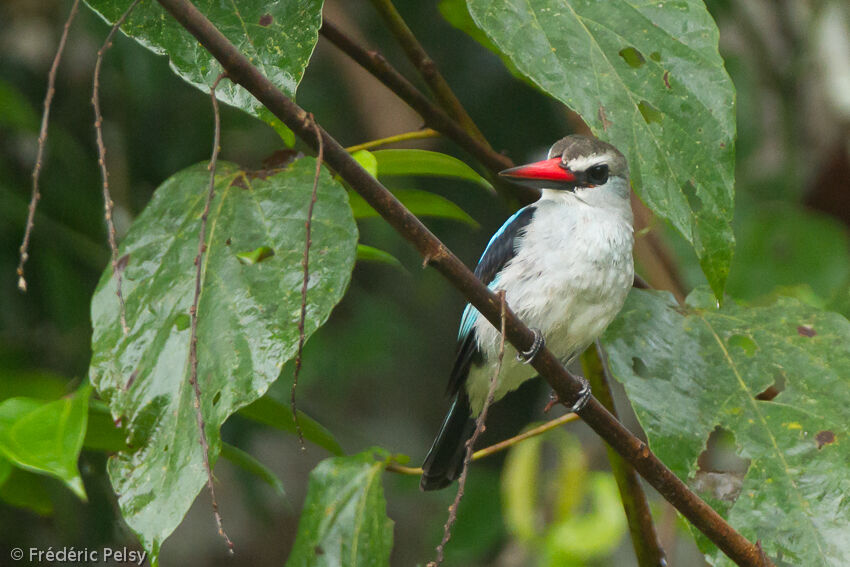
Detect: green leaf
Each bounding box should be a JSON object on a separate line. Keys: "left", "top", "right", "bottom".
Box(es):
{"left": 89, "top": 158, "right": 357, "bottom": 558}
{"left": 349, "top": 189, "right": 479, "bottom": 227}
{"left": 220, "top": 442, "right": 285, "bottom": 496}
{"left": 466, "top": 0, "right": 736, "bottom": 297}
{"left": 84, "top": 401, "right": 129, "bottom": 453}
{"left": 85, "top": 0, "right": 321, "bottom": 120}
{"left": 0, "top": 385, "right": 91, "bottom": 500}
{"left": 286, "top": 450, "right": 393, "bottom": 567}
{"left": 239, "top": 396, "right": 344, "bottom": 456}
{"left": 372, "top": 149, "right": 492, "bottom": 191}
{"left": 350, "top": 149, "right": 379, "bottom": 178}
{"left": 603, "top": 289, "right": 850, "bottom": 565}
{"left": 356, "top": 245, "right": 405, "bottom": 272}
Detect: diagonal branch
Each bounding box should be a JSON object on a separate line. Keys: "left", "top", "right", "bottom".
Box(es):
{"left": 151, "top": 2, "right": 771, "bottom": 565}
{"left": 367, "top": 0, "right": 490, "bottom": 146}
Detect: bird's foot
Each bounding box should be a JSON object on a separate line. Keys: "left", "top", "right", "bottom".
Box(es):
{"left": 516, "top": 328, "right": 545, "bottom": 364}
{"left": 543, "top": 377, "right": 592, "bottom": 414}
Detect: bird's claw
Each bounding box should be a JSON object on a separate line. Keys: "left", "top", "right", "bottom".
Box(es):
{"left": 517, "top": 328, "right": 545, "bottom": 364}
{"left": 543, "top": 377, "right": 592, "bottom": 414}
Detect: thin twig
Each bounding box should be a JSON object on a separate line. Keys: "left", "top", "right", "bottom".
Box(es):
{"left": 344, "top": 127, "right": 440, "bottom": 153}
{"left": 385, "top": 409, "right": 580, "bottom": 475}
{"left": 93, "top": 0, "right": 142, "bottom": 334}
{"left": 188, "top": 72, "right": 233, "bottom": 554}
{"left": 17, "top": 0, "right": 81, "bottom": 292}
{"left": 431, "top": 291, "right": 507, "bottom": 566}
{"left": 367, "top": 0, "right": 490, "bottom": 146}
{"left": 583, "top": 343, "right": 666, "bottom": 567}
{"left": 290, "top": 114, "right": 324, "bottom": 451}
{"left": 149, "top": 4, "right": 774, "bottom": 563}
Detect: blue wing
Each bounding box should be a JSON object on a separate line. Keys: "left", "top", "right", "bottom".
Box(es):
{"left": 446, "top": 205, "right": 537, "bottom": 395}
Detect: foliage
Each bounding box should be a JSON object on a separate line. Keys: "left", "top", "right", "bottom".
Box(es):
{"left": 604, "top": 289, "right": 850, "bottom": 566}
{"left": 2, "top": 0, "right": 849, "bottom": 565}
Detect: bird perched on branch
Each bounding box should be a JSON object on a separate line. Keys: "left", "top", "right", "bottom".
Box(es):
{"left": 421, "top": 135, "right": 635, "bottom": 491}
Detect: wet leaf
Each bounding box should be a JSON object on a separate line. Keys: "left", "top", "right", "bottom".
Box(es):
{"left": 466, "top": 0, "right": 736, "bottom": 297}
{"left": 286, "top": 450, "right": 393, "bottom": 567}
{"left": 603, "top": 289, "right": 850, "bottom": 565}
{"left": 86, "top": 0, "right": 321, "bottom": 137}
{"left": 89, "top": 158, "right": 356, "bottom": 558}
{"left": 0, "top": 385, "right": 91, "bottom": 500}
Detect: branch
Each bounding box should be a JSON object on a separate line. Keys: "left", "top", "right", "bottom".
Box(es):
{"left": 345, "top": 127, "right": 440, "bottom": 153}
{"left": 367, "top": 0, "right": 489, "bottom": 146}
{"left": 151, "top": 2, "right": 771, "bottom": 565}
{"left": 582, "top": 344, "right": 666, "bottom": 567}
{"left": 290, "top": 115, "right": 325, "bottom": 451}
{"left": 319, "top": 19, "right": 538, "bottom": 205}
{"left": 93, "top": 0, "right": 143, "bottom": 335}
{"left": 188, "top": 72, "right": 233, "bottom": 553}
{"left": 17, "top": 0, "right": 81, "bottom": 292}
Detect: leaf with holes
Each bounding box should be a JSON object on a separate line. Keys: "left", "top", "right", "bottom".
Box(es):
{"left": 89, "top": 158, "right": 357, "bottom": 559}
{"left": 603, "top": 289, "right": 850, "bottom": 566}
{"left": 285, "top": 450, "right": 394, "bottom": 567}
{"left": 86, "top": 0, "right": 322, "bottom": 139}
{"left": 466, "top": 0, "right": 736, "bottom": 297}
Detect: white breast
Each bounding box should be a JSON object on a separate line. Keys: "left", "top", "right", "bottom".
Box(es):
{"left": 466, "top": 193, "right": 634, "bottom": 413}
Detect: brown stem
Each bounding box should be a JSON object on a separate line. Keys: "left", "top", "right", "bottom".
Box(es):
{"left": 188, "top": 72, "right": 233, "bottom": 553}
{"left": 319, "top": 19, "right": 538, "bottom": 206}
{"left": 367, "top": 0, "right": 489, "bottom": 146}
{"left": 151, "top": 3, "right": 770, "bottom": 565}
{"left": 290, "top": 115, "right": 324, "bottom": 451}
{"left": 582, "top": 344, "right": 666, "bottom": 567}
{"left": 431, "top": 291, "right": 507, "bottom": 566}
{"left": 93, "top": 0, "right": 142, "bottom": 335}
{"left": 17, "top": 0, "right": 81, "bottom": 293}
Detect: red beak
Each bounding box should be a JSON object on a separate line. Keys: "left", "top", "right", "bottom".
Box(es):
{"left": 499, "top": 157, "right": 576, "bottom": 190}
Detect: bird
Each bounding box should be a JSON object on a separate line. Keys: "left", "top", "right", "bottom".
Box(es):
{"left": 420, "top": 135, "right": 635, "bottom": 491}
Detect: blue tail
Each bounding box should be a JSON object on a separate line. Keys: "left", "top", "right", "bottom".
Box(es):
{"left": 420, "top": 390, "right": 476, "bottom": 491}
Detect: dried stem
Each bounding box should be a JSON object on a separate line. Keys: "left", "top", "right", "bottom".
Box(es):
{"left": 93, "top": 0, "right": 142, "bottom": 334}
{"left": 149, "top": 3, "right": 772, "bottom": 563}
{"left": 384, "top": 411, "right": 580, "bottom": 475}
{"left": 344, "top": 127, "right": 440, "bottom": 153}
{"left": 188, "top": 72, "right": 233, "bottom": 553}
{"left": 17, "top": 0, "right": 81, "bottom": 292}
{"left": 367, "top": 0, "right": 489, "bottom": 146}
{"left": 290, "top": 114, "right": 324, "bottom": 451}
{"left": 431, "top": 291, "right": 507, "bottom": 566}
{"left": 582, "top": 343, "right": 667, "bottom": 567}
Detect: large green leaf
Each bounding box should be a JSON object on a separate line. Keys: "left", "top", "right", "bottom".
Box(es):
{"left": 89, "top": 158, "right": 357, "bottom": 558}
{"left": 286, "top": 450, "right": 393, "bottom": 567}
{"left": 603, "top": 289, "right": 850, "bottom": 566}
{"left": 465, "top": 0, "right": 736, "bottom": 297}
{"left": 0, "top": 385, "right": 91, "bottom": 500}
{"left": 85, "top": 0, "right": 322, "bottom": 135}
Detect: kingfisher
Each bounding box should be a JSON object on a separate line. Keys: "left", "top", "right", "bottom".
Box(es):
{"left": 420, "top": 135, "right": 635, "bottom": 491}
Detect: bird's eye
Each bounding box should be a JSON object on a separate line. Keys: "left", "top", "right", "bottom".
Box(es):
{"left": 586, "top": 164, "right": 609, "bottom": 186}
